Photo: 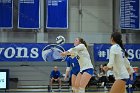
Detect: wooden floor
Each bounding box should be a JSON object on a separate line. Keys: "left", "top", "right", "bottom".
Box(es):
{"left": 0, "top": 89, "right": 140, "bottom": 93}
{"left": 0, "top": 91, "right": 140, "bottom": 93}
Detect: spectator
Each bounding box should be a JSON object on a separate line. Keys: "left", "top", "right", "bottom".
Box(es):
{"left": 107, "top": 69, "right": 115, "bottom": 83}
{"left": 50, "top": 66, "right": 61, "bottom": 89}
{"left": 98, "top": 64, "right": 108, "bottom": 90}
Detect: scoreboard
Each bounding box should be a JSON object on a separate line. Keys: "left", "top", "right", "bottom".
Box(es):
{"left": 120, "top": 0, "right": 140, "bottom": 29}
{"left": 0, "top": 69, "right": 9, "bottom": 89}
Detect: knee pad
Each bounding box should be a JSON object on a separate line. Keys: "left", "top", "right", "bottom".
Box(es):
{"left": 72, "top": 87, "right": 75, "bottom": 91}
{"left": 129, "top": 84, "right": 132, "bottom": 87}
{"left": 75, "top": 88, "right": 79, "bottom": 92}
{"left": 79, "top": 87, "right": 85, "bottom": 93}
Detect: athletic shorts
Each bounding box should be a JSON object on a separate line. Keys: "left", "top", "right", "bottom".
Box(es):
{"left": 126, "top": 79, "right": 135, "bottom": 85}
{"left": 121, "top": 79, "right": 129, "bottom": 83}
{"left": 71, "top": 70, "right": 79, "bottom": 76}
{"left": 80, "top": 68, "right": 94, "bottom": 76}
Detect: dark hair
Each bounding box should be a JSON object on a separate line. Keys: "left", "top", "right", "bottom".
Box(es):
{"left": 78, "top": 37, "right": 88, "bottom": 48}
{"left": 111, "top": 31, "right": 128, "bottom": 57}
{"left": 103, "top": 64, "right": 107, "bottom": 67}
{"left": 99, "top": 64, "right": 105, "bottom": 74}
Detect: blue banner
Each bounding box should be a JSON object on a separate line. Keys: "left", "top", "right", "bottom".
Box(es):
{"left": 120, "top": 0, "right": 140, "bottom": 29}
{"left": 18, "top": 0, "right": 40, "bottom": 29}
{"left": 94, "top": 44, "right": 140, "bottom": 62}
{"left": 0, "top": 0, "right": 13, "bottom": 28}
{"left": 0, "top": 43, "right": 73, "bottom": 62}
{"left": 46, "top": 0, "right": 68, "bottom": 29}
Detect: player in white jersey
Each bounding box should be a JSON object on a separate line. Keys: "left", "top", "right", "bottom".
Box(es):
{"left": 61, "top": 37, "right": 94, "bottom": 93}
{"left": 103, "top": 31, "right": 131, "bottom": 93}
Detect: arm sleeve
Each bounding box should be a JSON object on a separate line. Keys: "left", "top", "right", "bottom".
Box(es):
{"left": 68, "top": 44, "right": 85, "bottom": 53}
{"left": 107, "top": 47, "right": 116, "bottom": 68}
{"left": 128, "top": 66, "right": 134, "bottom": 74}
{"left": 124, "top": 57, "right": 130, "bottom": 68}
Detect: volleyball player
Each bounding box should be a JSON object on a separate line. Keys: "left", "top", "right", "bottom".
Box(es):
{"left": 64, "top": 57, "right": 80, "bottom": 93}
{"left": 103, "top": 31, "right": 131, "bottom": 93}
{"left": 61, "top": 37, "right": 94, "bottom": 93}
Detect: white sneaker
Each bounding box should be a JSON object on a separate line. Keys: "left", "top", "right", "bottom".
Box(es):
{"left": 101, "top": 82, "right": 104, "bottom": 86}
{"left": 104, "top": 86, "right": 108, "bottom": 90}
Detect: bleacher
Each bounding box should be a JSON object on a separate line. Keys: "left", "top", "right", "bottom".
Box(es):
{"left": 48, "top": 80, "right": 71, "bottom": 92}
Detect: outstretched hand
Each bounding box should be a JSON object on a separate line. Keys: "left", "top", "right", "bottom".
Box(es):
{"left": 61, "top": 52, "right": 67, "bottom": 57}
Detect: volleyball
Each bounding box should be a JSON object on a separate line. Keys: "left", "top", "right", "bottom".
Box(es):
{"left": 56, "top": 35, "right": 65, "bottom": 44}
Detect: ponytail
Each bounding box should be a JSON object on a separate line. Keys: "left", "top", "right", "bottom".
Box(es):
{"left": 78, "top": 37, "right": 88, "bottom": 48}
{"left": 111, "top": 31, "right": 128, "bottom": 57}
{"left": 118, "top": 40, "right": 128, "bottom": 57}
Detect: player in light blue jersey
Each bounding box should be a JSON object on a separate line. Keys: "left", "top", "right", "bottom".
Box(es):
{"left": 64, "top": 57, "right": 80, "bottom": 93}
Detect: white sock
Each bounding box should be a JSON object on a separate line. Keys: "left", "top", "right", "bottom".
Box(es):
{"left": 101, "top": 82, "right": 105, "bottom": 86}
{"left": 75, "top": 88, "right": 79, "bottom": 93}
{"left": 78, "top": 87, "right": 85, "bottom": 93}
{"left": 72, "top": 87, "right": 75, "bottom": 92}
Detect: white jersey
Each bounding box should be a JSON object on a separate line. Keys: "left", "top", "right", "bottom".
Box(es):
{"left": 107, "top": 44, "right": 130, "bottom": 80}
{"left": 128, "top": 66, "right": 135, "bottom": 75}
{"left": 68, "top": 44, "right": 93, "bottom": 72}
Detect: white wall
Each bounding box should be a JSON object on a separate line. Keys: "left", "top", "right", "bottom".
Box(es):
{"left": 70, "top": 0, "right": 112, "bottom": 32}
{"left": 68, "top": 0, "right": 113, "bottom": 43}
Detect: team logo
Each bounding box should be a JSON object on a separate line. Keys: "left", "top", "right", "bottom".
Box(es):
{"left": 42, "top": 44, "right": 66, "bottom": 62}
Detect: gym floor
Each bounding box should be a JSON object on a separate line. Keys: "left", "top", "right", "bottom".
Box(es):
{"left": 1, "top": 91, "right": 140, "bottom": 93}
{"left": 0, "top": 89, "right": 140, "bottom": 93}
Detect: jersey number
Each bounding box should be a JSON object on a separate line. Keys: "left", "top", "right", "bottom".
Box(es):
{"left": 72, "top": 63, "right": 74, "bottom": 67}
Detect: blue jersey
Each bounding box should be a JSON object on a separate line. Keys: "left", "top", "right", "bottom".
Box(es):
{"left": 50, "top": 70, "right": 61, "bottom": 79}
{"left": 126, "top": 72, "right": 137, "bottom": 85}
{"left": 65, "top": 57, "right": 80, "bottom": 75}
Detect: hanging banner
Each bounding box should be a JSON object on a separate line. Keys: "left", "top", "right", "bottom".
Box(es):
{"left": 120, "top": 0, "right": 140, "bottom": 29}
{"left": 0, "top": 43, "right": 73, "bottom": 62}
{"left": 18, "top": 0, "right": 40, "bottom": 29}
{"left": 0, "top": 0, "right": 13, "bottom": 28}
{"left": 94, "top": 44, "right": 140, "bottom": 62}
{"left": 46, "top": 0, "right": 68, "bottom": 29}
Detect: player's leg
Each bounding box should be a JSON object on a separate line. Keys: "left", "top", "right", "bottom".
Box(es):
{"left": 78, "top": 68, "right": 93, "bottom": 93}
{"left": 121, "top": 84, "right": 126, "bottom": 93}
{"left": 79, "top": 72, "right": 92, "bottom": 93}
{"left": 110, "top": 79, "right": 126, "bottom": 93}
{"left": 74, "top": 72, "right": 82, "bottom": 92}
{"left": 71, "top": 74, "right": 77, "bottom": 93}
